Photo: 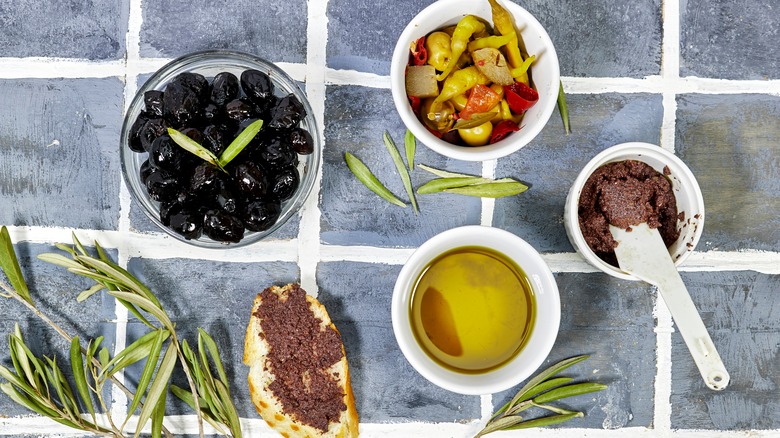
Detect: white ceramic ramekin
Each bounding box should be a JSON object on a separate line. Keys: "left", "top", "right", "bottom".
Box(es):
{"left": 391, "top": 226, "right": 560, "bottom": 395}
{"left": 564, "top": 142, "right": 705, "bottom": 281}
{"left": 390, "top": 0, "right": 560, "bottom": 161}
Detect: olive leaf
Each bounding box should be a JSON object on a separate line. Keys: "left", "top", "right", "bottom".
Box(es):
{"left": 383, "top": 131, "right": 419, "bottom": 213}
{"left": 134, "top": 343, "right": 177, "bottom": 438}
{"left": 219, "top": 119, "right": 264, "bottom": 167}
{"left": 345, "top": 152, "right": 406, "bottom": 208}
{"left": 444, "top": 181, "right": 527, "bottom": 198}
{"left": 558, "top": 81, "right": 571, "bottom": 135}
{"left": 0, "top": 226, "right": 31, "bottom": 305}
{"left": 477, "top": 355, "right": 607, "bottom": 437}
{"left": 451, "top": 111, "right": 497, "bottom": 130}
{"left": 404, "top": 129, "right": 416, "bottom": 170}
{"left": 168, "top": 127, "right": 226, "bottom": 172}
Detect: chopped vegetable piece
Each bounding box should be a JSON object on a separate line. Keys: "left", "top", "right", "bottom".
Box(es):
{"left": 406, "top": 65, "right": 439, "bottom": 98}
{"left": 472, "top": 48, "right": 514, "bottom": 86}
{"left": 460, "top": 84, "right": 502, "bottom": 120}
{"left": 489, "top": 120, "right": 520, "bottom": 144}
{"left": 431, "top": 66, "right": 489, "bottom": 113}
{"left": 410, "top": 36, "right": 427, "bottom": 66}
{"left": 504, "top": 82, "right": 539, "bottom": 114}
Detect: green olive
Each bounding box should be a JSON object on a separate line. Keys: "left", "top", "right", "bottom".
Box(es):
{"left": 458, "top": 121, "right": 493, "bottom": 146}
{"left": 422, "top": 98, "right": 455, "bottom": 132}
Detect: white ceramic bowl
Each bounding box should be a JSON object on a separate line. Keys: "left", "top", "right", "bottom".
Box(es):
{"left": 391, "top": 226, "right": 560, "bottom": 395}
{"left": 564, "top": 143, "right": 705, "bottom": 281}
{"left": 390, "top": 0, "right": 560, "bottom": 162}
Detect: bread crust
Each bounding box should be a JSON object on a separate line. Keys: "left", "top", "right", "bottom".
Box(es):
{"left": 244, "top": 284, "right": 359, "bottom": 438}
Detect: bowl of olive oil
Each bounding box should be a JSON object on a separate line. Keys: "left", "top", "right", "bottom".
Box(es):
{"left": 392, "top": 226, "right": 560, "bottom": 395}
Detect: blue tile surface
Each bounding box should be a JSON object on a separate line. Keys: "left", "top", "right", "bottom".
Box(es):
{"left": 140, "top": 0, "right": 308, "bottom": 63}
{"left": 321, "top": 85, "right": 482, "bottom": 247}
{"left": 494, "top": 93, "right": 663, "bottom": 252}
{"left": 316, "top": 261, "right": 481, "bottom": 422}
{"left": 0, "top": 1, "right": 128, "bottom": 59}
{"left": 0, "top": 243, "right": 117, "bottom": 417}
{"left": 523, "top": 0, "right": 662, "bottom": 77}
{"left": 671, "top": 272, "right": 780, "bottom": 429}
{"left": 125, "top": 257, "right": 299, "bottom": 417}
{"left": 492, "top": 272, "right": 657, "bottom": 429}
{"left": 0, "top": 78, "right": 123, "bottom": 230}
{"left": 680, "top": 0, "right": 780, "bottom": 79}
{"left": 675, "top": 94, "right": 780, "bottom": 252}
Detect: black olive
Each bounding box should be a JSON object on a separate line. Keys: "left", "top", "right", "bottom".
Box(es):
{"left": 202, "top": 103, "right": 222, "bottom": 124}
{"left": 180, "top": 127, "right": 203, "bottom": 145}
{"left": 210, "top": 72, "right": 239, "bottom": 106}
{"left": 211, "top": 178, "right": 243, "bottom": 215}
{"left": 225, "top": 99, "right": 255, "bottom": 122}
{"left": 163, "top": 82, "right": 202, "bottom": 127}
{"left": 144, "top": 90, "right": 164, "bottom": 117}
{"left": 202, "top": 124, "right": 227, "bottom": 156}
{"left": 243, "top": 200, "right": 281, "bottom": 232}
{"left": 268, "top": 94, "right": 306, "bottom": 131}
{"left": 128, "top": 113, "right": 150, "bottom": 152}
{"left": 240, "top": 69, "right": 274, "bottom": 107}
{"left": 139, "top": 118, "right": 170, "bottom": 153}
{"left": 203, "top": 210, "right": 244, "bottom": 243}
{"left": 440, "top": 130, "right": 463, "bottom": 145}
{"left": 258, "top": 135, "right": 297, "bottom": 168}
{"left": 169, "top": 210, "right": 203, "bottom": 240}
{"left": 139, "top": 159, "right": 153, "bottom": 185}
{"left": 145, "top": 169, "right": 179, "bottom": 202}
{"left": 288, "top": 127, "right": 314, "bottom": 155}
{"left": 149, "top": 135, "right": 186, "bottom": 173}
{"left": 190, "top": 162, "right": 221, "bottom": 195}
{"left": 269, "top": 166, "right": 299, "bottom": 201}
{"left": 233, "top": 162, "right": 268, "bottom": 199}
{"left": 170, "top": 72, "right": 209, "bottom": 101}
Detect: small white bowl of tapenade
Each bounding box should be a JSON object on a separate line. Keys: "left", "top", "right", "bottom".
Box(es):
{"left": 564, "top": 142, "right": 705, "bottom": 281}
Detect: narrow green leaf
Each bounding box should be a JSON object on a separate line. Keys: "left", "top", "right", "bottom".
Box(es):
{"left": 219, "top": 119, "right": 264, "bottom": 166}
{"left": 10, "top": 327, "right": 36, "bottom": 391}
{"left": 506, "top": 412, "right": 583, "bottom": 430}
{"left": 10, "top": 331, "right": 46, "bottom": 392}
{"left": 170, "top": 384, "right": 229, "bottom": 435}
{"left": 125, "top": 329, "right": 166, "bottom": 426}
{"left": 134, "top": 343, "right": 177, "bottom": 438}
{"left": 70, "top": 336, "right": 95, "bottom": 419}
{"left": 74, "top": 257, "right": 146, "bottom": 297}
{"left": 0, "top": 365, "right": 39, "bottom": 400}
{"left": 94, "top": 240, "right": 110, "bottom": 263}
{"left": 504, "top": 355, "right": 589, "bottom": 415}
{"left": 109, "top": 291, "right": 172, "bottom": 331}
{"left": 443, "top": 181, "right": 528, "bottom": 198}
{"left": 514, "top": 377, "right": 574, "bottom": 406}
{"left": 87, "top": 337, "right": 104, "bottom": 362}
{"left": 37, "top": 253, "right": 84, "bottom": 271}
{"left": 416, "top": 163, "right": 475, "bottom": 179}
{"left": 168, "top": 127, "right": 225, "bottom": 172}
{"left": 558, "top": 81, "right": 571, "bottom": 135}
{"left": 71, "top": 232, "right": 89, "bottom": 257}
{"left": 44, "top": 356, "right": 77, "bottom": 419}
{"left": 77, "top": 283, "right": 105, "bottom": 302}
{"left": 417, "top": 177, "right": 489, "bottom": 194}
{"left": 98, "top": 348, "right": 110, "bottom": 368}
{"left": 404, "top": 129, "right": 416, "bottom": 170}
{"left": 0, "top": 226, "right": 32, "bottom": 305}
{"left": 54, "top": 243, "right": 77, "bottom": 256}
{"left": 151, "top": 380, "right": 167, "bottom": 438}
{"left": 383, "top": 131, "right": 419, "bottom": 213}
{"left": 533, "top": 382, "right": 608, "bottom": 404}
{"left": 79, "top": 247, "right": 163, "bottom": 309}
{"left": 451, "top": 111, "right": 498, "bottom": 130}
{"left": 0, "top": 382, "right": 50, "bottom": 417}
{"left": 198, "top": 329, "right": 229, "bottom": 396}
{"left": 476, "top": 415, "right": 526, "bottom": 437}
{"left": 532, "top": 402, "right": 579, "bottom": 415}
{"left": 103, "top": 329, "right": 169, "bottom": 378}
{"left": 345, "top": 152, "right": 406, "bottom": 208}
{"left": 215, "top": 379, "right": 243, "bottom": 438}
{"left": 116, "top": 297, "right": 156, "bottom": 329}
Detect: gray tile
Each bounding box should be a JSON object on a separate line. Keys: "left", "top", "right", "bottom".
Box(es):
{"left": 671, "top": 272, "right": 780, "bottom": 429}
{"left": 140, "top": 0, "right": 307, "bottom": 63}
{"left": 523, "top": 0, "right": 662, "bottom": 77}
{"left": 494, "top": 93, "right": 663, "bottom": 252}
{"left": 321, "top": 85, "right": 482, "bottom": 247}
{"left": 492, "top": 272, "right": 657, "bottom": 429}
{"left": 124, "top": 257, "right": 299, "bottom": 417}
{"left": 316, "top": 261, "right": 481, "bottom": 423}
{"left": 326, "top": 0, "right": 435, "bottom": 74}
{"left": 0, "top": 78, "right": 123, "bottom": 230}
{"left": 680, "top": 0, "right": 780, "bottom": 79}
{"left": 0, "top": 1, "right": 128, "bottom": 59}
{"left": 0, "top": 243, "right": 117, "bottom": 417}
{"left": 675, "top": 94, "right": 780, "bottom": 252}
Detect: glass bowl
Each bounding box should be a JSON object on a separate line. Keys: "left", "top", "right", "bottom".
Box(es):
{"left": 120, "top": 50, "right": 320, "bottom": 248}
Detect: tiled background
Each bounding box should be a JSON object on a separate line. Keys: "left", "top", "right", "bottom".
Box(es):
{"left": 0, "top": 0, "right": 779, "bottom": 436}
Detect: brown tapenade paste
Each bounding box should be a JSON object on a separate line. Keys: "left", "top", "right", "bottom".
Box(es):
{"left": 578, "top": 160, "right": 680, "bottom": 266}
{"left": 254, "top": 284, "right": 346, "bottom": 432}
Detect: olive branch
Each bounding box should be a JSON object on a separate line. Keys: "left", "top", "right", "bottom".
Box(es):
{"left": 0, "top": 226, "right": 242, "bottom": 438}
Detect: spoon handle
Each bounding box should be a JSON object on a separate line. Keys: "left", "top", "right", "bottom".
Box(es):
{"left": 610, "top": 224, "right": 730, "bottom": 390}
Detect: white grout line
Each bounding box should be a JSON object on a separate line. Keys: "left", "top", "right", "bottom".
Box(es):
{"left": 480, "top": 159, "right": 498, "bottom": 226}
{"left": 653, "top": 288, "right": 675, "bottom": 435}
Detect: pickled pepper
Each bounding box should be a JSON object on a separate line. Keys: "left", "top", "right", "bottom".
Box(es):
{"left": 487, "top": 0, "right": 529, "bottom": 84}
{"left": 437, "top": 15, "right": 486, "bottom": 80}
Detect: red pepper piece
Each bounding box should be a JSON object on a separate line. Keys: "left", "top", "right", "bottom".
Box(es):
{"left": 424, "top": 125, "right": 443, "bottom": 138}
{"left": 503, "top": 82, "right": 539, "bottom": 114}
{"left": 409, "top": 36, "right": 428, "bottom": 66}
{"left": 409, "top": 96, "right": 421, "bottom": 117}
{"left": 489, "top": 120, "right": 520, "bottom": 144}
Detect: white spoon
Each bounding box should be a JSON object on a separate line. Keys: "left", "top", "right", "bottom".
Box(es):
{"left": 609, "top": 223, "right": 730, "bottom": 391}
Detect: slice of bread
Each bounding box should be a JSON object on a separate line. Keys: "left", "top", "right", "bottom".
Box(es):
{"left": 244, "top": 284, "right": 359, "bottom": 438}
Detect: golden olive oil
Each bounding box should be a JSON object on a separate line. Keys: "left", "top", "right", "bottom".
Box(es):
{"left": 409, "top": 246, "right": 535, "bottom": 374}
